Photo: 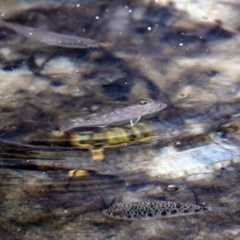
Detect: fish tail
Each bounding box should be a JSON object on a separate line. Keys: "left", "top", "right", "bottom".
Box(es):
{"left": 58, "top": 120, "right": 71, "bottom": 133}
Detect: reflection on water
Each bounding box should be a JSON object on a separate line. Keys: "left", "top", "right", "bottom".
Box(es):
{"left": 0, "top": 0, "right": 240, "bottom": 239}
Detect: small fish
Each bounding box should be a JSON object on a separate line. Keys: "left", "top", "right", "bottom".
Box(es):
{"left": 60, "top": 99, "right": 167, "bottom": 132}
{"left": 0, "top": 20, "right": 107, "bottom": 49}
{"left": 51, "top": 123, "right": 155, "bottom": 160}
{"left": 103, "top": 200, "right": 209, "bottom": 220}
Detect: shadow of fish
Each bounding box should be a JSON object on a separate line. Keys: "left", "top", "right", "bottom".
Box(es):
{"left": 103, "top": 200, "right": 209, "bottom": 220}
{"left": 60, "top": 99, "right": 167, "bottom": 132}
{"left": 0, "top": 20, "right": 108, "bottom": 49}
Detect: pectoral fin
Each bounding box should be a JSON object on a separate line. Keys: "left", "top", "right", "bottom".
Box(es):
{"left": 130, "top": 116, "right": 141, "bottom": 126}
{"left": 90, "top": 148, "right": 105, "bottom": 161}
{"left": 98, "top": 123, "right": 110, "bottom": 128}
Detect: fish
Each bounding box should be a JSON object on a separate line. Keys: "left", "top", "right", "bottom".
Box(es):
{"left": 59, "top": 99, "right": 167, "bottom": 132}
{"left": 0, "top": 20, "right": 108, "bottom": 49}
{"left": 52, "top": 122, "right": 155, "bottom": 160}
{"left": 103, "top": 200, "right": 209, "bottom": 220}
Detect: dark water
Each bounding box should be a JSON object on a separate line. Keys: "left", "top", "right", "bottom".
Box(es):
{"left": 0, "top": 0, "right": 240, "bottom": 239}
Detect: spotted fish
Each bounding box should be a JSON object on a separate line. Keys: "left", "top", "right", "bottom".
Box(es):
{"left": 60, "top": 99, "right": 167, "bottom": 132}
{"left": 0, "top": 20, "right": 107, "bottom": 48}
{"left": 52, "top": 122, "right": 155, "bottom": 160}
{"left": 103, "top": 200, "right": 209, "bottom": 220}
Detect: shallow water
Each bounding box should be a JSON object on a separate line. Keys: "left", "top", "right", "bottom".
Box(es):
{"left": 0, "top": 0, "right": 240, "bottom": 239}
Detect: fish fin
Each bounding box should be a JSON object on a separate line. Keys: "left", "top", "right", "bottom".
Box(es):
{"left": 98, "top": 123, "right": 110, "bottom": 128}
{"left": 90, "top": 148, "right": 105, "bottom": 161}
{"left": 58, "top": 120, "right": 69, "bottom": 133}
{"left": 59, "top": 119, "right": 85, "bottom": 132}
{"left": 130, "top": 117, "right": 141, "bottom": 126}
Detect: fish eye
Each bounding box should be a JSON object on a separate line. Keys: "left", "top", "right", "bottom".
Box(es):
{"left": 139, "top": 100, "right": 147, "bottom": 105}
{"left": 165, "top": 184, "right": 179, "bottom": 192}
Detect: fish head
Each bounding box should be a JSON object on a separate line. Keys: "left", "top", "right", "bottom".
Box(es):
{"left": 138, "top": 99, "right": 167, "bottom": 115}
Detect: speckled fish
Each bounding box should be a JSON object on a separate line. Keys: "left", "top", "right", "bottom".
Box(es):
{"left": 52, "top": 122, "right": 155, "bottom": 160}
{"left": 103, "top": 200, "right": 209, "bottom": 220}
{"left": 60, "top": 99, "right": 167, "bottom": 132}
{"left": 0, "top": 20, "right": 107, "bottom": 48}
